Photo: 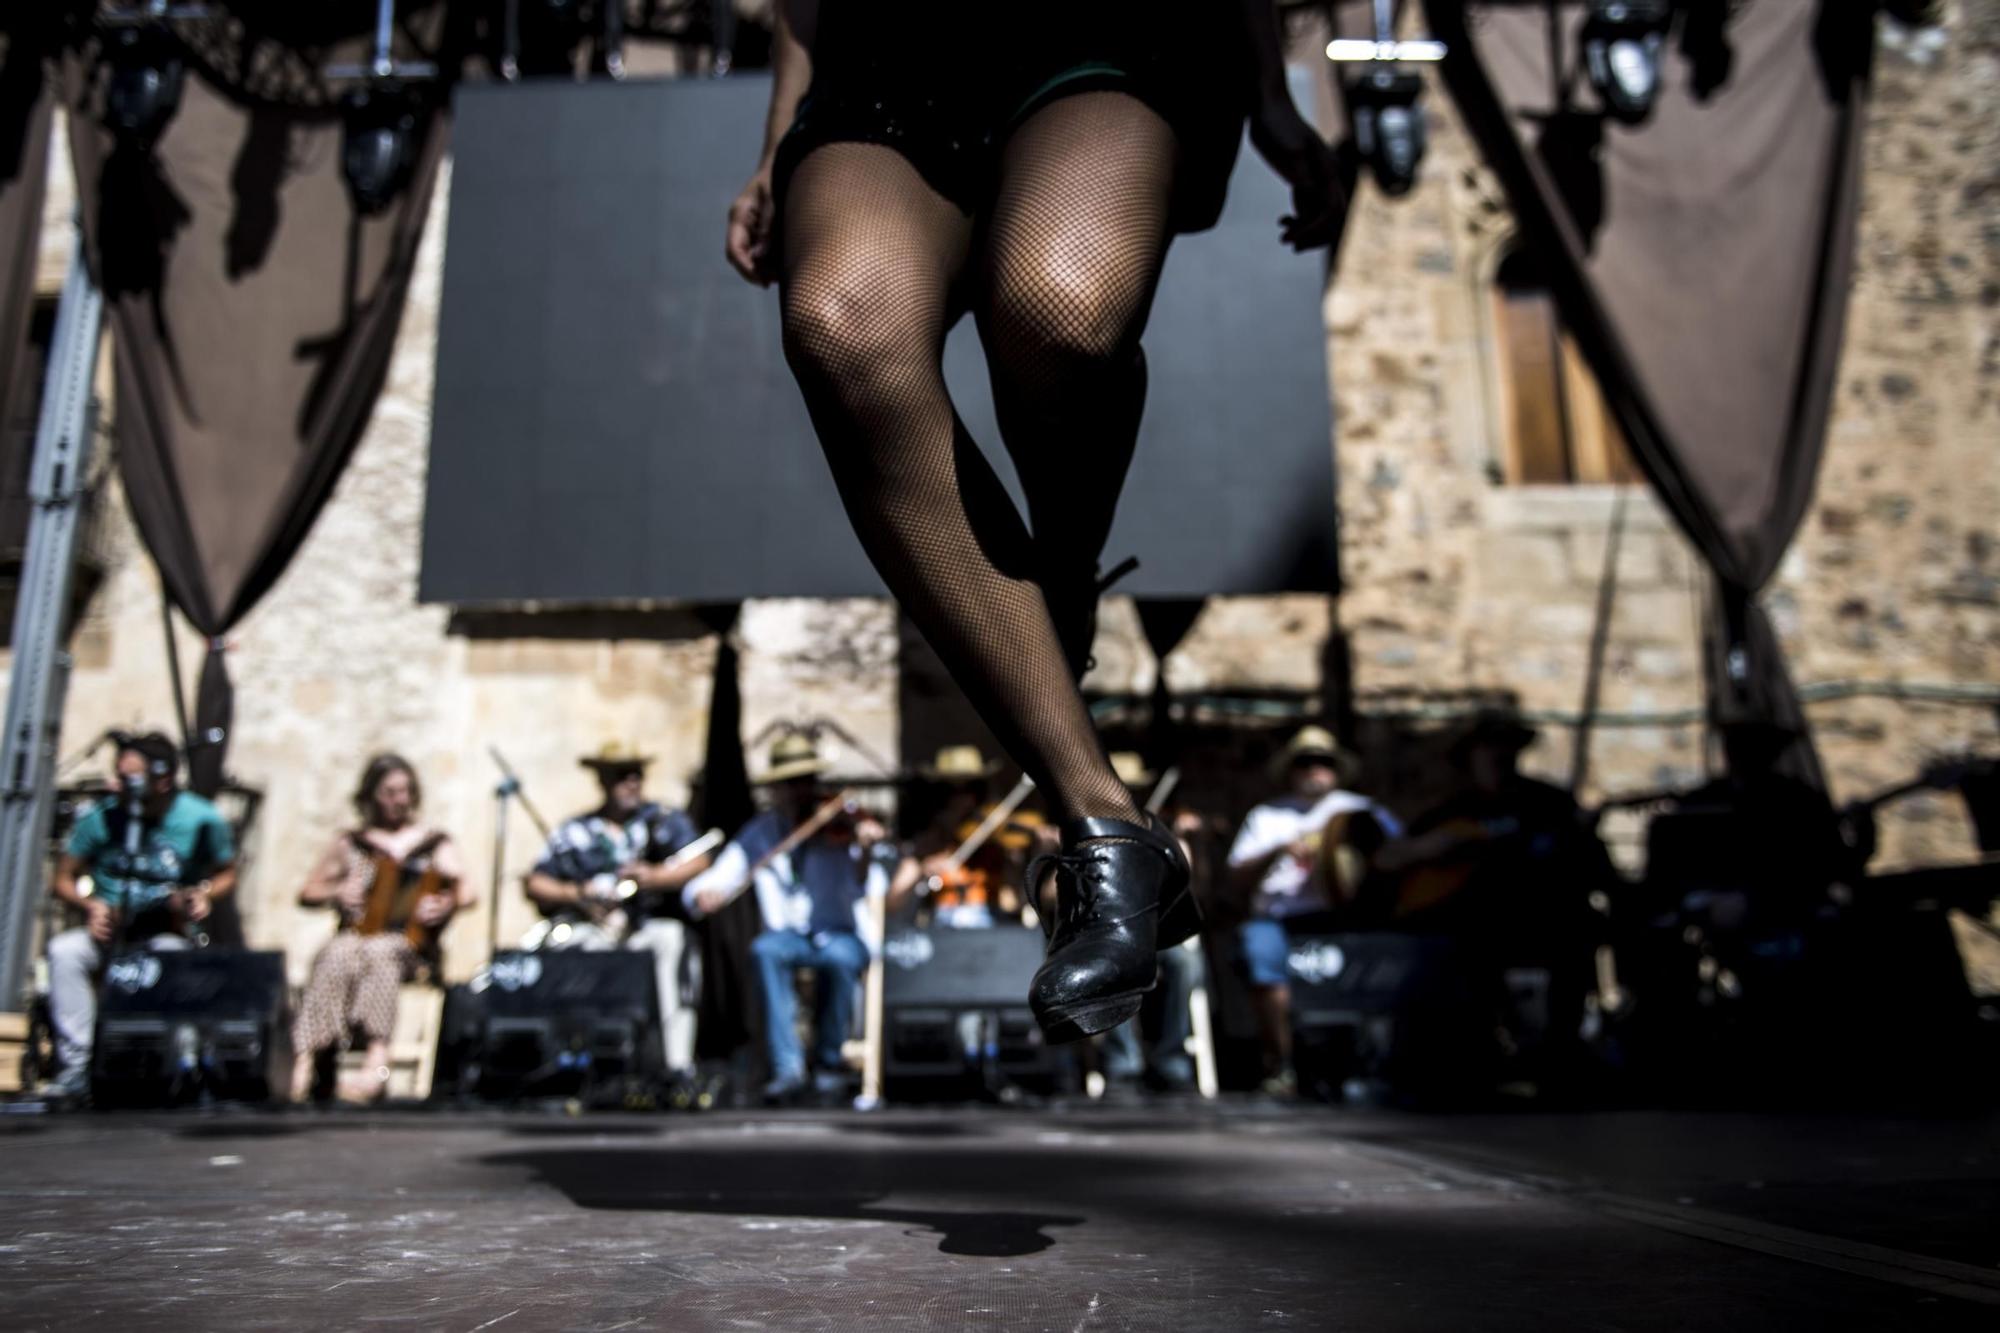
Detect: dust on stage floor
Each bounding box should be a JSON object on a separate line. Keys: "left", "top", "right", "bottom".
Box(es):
{"left": 0, "top": 1103, "right": 1995, "bottom": 1330}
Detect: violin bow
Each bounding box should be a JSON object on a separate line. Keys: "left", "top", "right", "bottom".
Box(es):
{"left": 941, "top": 774, "right": 1037, "bottom": 875}
{"left": 703, "top": 788, "right": 856, "bottom": 913}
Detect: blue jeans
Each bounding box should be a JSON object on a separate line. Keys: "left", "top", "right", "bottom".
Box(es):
{"left": 1238, "top": 918, "right": 1291, "bottom": 988}
{"left": 752, "top": 929, "right": 868, "bottom": 1082}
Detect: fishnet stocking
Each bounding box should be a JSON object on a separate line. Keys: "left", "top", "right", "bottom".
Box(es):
{"left": 981, "top": 93, "right": 1178, "bottom": 678}
{"left": 780, "top": 94, "right": 1176, "bottom": 824}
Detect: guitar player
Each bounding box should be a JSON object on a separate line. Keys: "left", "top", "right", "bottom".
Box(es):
{"left": 43, "top": 731, "right": 238, "bottom": 1103}
{"left": 1372, "top": 710, "right": 1616, "bottom": 1091}
{"left": 523, "top": 742, "right": 716, "bottom": 1087}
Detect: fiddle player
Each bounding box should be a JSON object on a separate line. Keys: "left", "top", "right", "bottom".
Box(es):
{"left": 687, "top": 733, "right": 890, "bottom": 1103}
{"left": 42, "top": 732, "right": 237, "bottom": 1103}
{"left": 887, "top": 745, "right": 1033, "bottom": 927}
{"left": 290, "top": 754, "right": 470, "bottom": 1103}
{"left": 1226, "top": 727, "right": 1399, "bottom": 1098}
{"left": 524, "top": 742, "right": 715, "bottom": 1085}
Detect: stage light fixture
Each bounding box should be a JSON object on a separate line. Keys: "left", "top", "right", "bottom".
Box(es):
{"left": 1348, "top": 70, "right": 1427, "bottom": 197}
{"left": 327, "top": 0, "right": 439, "bottom": 214}
{"left": 1326, "top": 0, "right": 1443, "bottom": 198}
{"left": 103, "top": 23, "right": 184, "bottom": 145}
{"left": 1582, "top": 0, "right": 1674, "bottom": 124}
{"left": 98, "top": 3, "right": 213, "bottom": 148}
{"left": 339, "top": 85, "right": 422, "bottom": 215}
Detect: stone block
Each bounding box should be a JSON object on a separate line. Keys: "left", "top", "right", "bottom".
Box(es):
{"left": 1474, "top": 531, "right": 1572, "bottom": 591}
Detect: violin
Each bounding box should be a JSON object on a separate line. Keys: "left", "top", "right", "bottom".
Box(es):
{"left": 816, "top": 792, "right": 890, "bottom": 846}
{"left": 921, "top": 775, "right": 1037, "bottom": 912}
{"left": 949, "top": 803, "right": 1045, "bottom": 855}
{"left": 695, "top": 788, "right": 882, "bottom": 916}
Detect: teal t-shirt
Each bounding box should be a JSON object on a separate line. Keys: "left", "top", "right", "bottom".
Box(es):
{"left": 67, "top": 790, "right": 236, "bottom": 922}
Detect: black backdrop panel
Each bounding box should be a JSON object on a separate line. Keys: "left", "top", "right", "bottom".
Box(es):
{"left": 422, "top": 75, "right": 1334, "bottom": 602}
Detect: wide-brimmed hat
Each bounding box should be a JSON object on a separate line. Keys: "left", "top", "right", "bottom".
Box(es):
{"left": 918, "top": 744, "right": 1001, "bottom": 782}
{"left": 1269, "top": 725, "right": 1357, "bottom": 781}
{"left": 1449, "top": 710, "right": 1538, "bottom": 758}
{"left": 757, "top": 733, "right": 829, "bottom": 784}
{"left": 1109, "top": 751, "right": 1157, "bottom": 789}
{"left": 580, "top": 741, "right": 653, "bottom": 774}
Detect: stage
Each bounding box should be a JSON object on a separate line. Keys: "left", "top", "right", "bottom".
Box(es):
{"left": 1, "top": 1103, "right": 1994, "bottom": 1329}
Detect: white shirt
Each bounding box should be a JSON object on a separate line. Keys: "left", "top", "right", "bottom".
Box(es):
{"left": 684, "top": 835, "right": 888, "bottom": 949}
{"left": 1226, "top": 789, "right": 1403, "bottom": 920}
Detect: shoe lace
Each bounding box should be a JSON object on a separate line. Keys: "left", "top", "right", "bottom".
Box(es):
{"left": 1025, "top": 847, "right": 1111, "bottom": 942}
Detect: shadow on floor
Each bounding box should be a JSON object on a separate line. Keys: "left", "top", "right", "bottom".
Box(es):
{"left": 500, "top": 1121, "right": 669, "bottom": 1138}
{"left": 478, "top": 1143, "right": 1105, "bottom": 1256}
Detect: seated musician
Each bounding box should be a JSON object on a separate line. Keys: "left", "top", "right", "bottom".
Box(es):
{"left": 42, "top": 732, "right": 237, "bottom": 1102}
{"left": 687, "top": 733, "right": 889, "bottom": 1103}
{"left": 1375, "top": 710, "right": 1614, "bottom": 940}
{"left": 1225, "top": 726, "right": 1401, "bottom": 1097}
{"left": 524, "top": 742, "right": 716, "bottom": 1085}
{"left": 1374, "top": 710, "right": 1614, "bottom": 1084}
{"left": 886, "top": 745, "right": 1032, "bottom": 928}
{"left": 290, "top": 754, "right": 470, "bottom": 1103}
{"left": 1661, "top": 716, "right": 1857, "bottom": 930}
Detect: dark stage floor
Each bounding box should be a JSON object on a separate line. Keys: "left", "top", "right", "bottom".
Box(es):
{"left": 1, "top": 1101, "right": 1995, "bottom": 1330}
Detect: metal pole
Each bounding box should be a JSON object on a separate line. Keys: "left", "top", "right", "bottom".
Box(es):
{"left": 487, "top": 778, "right": 513, "bottom": 963}
{"left": 0, "top": 230, "right": 106, "bottom": 1010}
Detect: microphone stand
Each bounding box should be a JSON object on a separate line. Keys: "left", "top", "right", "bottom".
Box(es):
{"left": 486, "top": 747, "right": 557, "bottom": 963}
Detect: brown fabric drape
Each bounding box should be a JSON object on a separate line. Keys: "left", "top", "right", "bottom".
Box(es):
{"left": 691, "top": 602, "right": 764, "bottom": 1070}
{"left": 60, "top": 10, "right": 456, "bottom": 793}
{"left": 1424, "top": 1, "right": 1877, "bottom": 781}
{"left": 0, "top": 17, "right": 53, "bottom": 450}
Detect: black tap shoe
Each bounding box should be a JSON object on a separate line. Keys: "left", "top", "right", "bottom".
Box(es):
{"left": 1027, "top": 813, "right": 1199, "bottom": 1043}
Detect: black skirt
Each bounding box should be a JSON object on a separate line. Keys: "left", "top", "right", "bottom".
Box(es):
{"left": 772, "top": 1, "right": 1250, "bottom": 235}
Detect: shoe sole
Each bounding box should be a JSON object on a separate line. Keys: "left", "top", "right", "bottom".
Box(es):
{"left": 1033, "top": 988, "right": 1148, "bottom": 1044}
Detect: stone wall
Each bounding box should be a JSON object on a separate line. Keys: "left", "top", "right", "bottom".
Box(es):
{"left": 1329, "top": 3, "right": 1999, "bottom": 869}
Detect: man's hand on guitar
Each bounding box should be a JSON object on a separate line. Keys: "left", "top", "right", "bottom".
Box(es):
{"left": 177, "top": 884, "right": 213, "bottom": 924}
{"left": 414, "top": 893, "right": 454, "bottom": 928}
{"left": 85, "top": 899, "right": 115, "bottom": 944}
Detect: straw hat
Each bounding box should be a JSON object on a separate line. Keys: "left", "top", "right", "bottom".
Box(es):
{"left": 1109, "top": 751, "right": 1157, "bottom": 789}
{"left": 1268, "top": 725, "right": 1357, "bottom": 781}
{"left": 579, "top": 741, "right": 653, "bottom": 773}
{"left": 757, "top": 732, "right": 829, "bottom": 784}
{"left": 919, "top": 744, "right": 1001, "bottom": 782}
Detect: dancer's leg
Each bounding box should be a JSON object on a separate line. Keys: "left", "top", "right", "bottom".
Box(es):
{"left": 780, "top": 143, "right": 1137, "bottom": 823}
{"left": 978, "top": 91, "right": 1179, "bottom": 677}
